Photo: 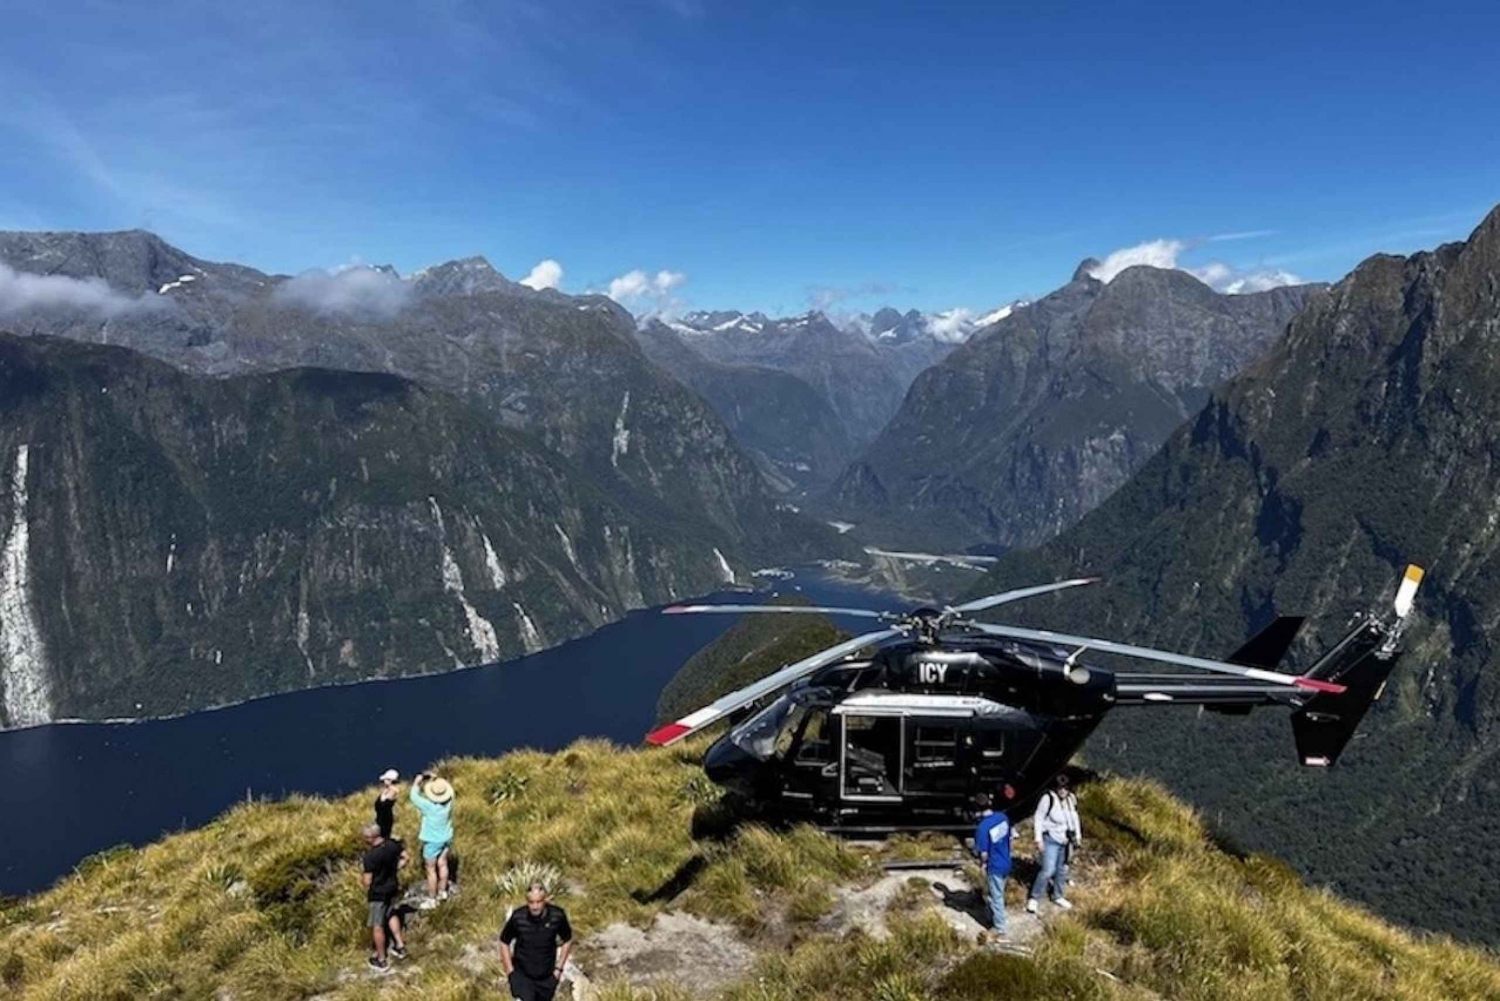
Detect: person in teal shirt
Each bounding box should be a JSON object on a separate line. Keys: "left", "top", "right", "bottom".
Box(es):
{"left": 410, "top": 772, "right": 455, "bottom": 908}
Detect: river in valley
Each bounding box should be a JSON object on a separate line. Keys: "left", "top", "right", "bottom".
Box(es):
{"left": 0, "top": 570, "right": 902, "bottom": 897}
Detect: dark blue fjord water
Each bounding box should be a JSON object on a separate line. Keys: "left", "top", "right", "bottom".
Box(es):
{"left": 0, "top": 571, "right": 901, "bottom": 897}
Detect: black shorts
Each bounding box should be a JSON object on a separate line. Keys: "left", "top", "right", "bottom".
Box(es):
{"left": 507, "top": 970, "right": 560, "bottom": 1001}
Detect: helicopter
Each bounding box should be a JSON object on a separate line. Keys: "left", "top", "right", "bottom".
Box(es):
{"left": 645, "top": 565, "right": 1425, "bottom": 830}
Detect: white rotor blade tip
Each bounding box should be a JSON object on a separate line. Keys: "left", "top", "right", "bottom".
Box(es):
{"left": 1394, "top": 564, "right": 1424, "bottom": 618}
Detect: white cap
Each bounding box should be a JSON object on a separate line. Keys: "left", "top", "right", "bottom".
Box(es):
{"left": 379, "top": 769, "right": 399, "bottom": 783}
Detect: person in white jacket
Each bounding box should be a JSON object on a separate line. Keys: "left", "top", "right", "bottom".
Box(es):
{"left": 1027, "top": 772, "right": 1081, "bottom": 913}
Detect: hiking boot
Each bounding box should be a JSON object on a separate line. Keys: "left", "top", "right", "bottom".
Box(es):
{"left": 390, "top": 945, "right": 408, "bottom": 961}
{"left": 438, "top": 889, "right": 449, "bottom": 902}
{"left": 418, "top": 897, "right": 439, "bottom": 911}
{"left": 1025, "top": 898, "right": 1038, "bottom": 914}
{"left": 367, "top": 957, "right": 393, "bottom": 975}
{"left": 1053, "top": 897, "right": 1073, "bottom": 910}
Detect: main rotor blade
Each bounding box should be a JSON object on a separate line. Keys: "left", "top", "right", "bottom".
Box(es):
{"left": 963, "top": 621, "right": 1345, "bottom": 694}
{"left": 951, "top": 577, "right": 1102, "bottom": 614}
{"left": 645, "top": 627, "right": 900, "bottom": 746}
{"left": 664, "top": 603, "right": 887, "bottom": 619}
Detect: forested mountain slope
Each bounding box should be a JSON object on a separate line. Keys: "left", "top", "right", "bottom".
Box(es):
{"left": 966, "top": 204, "right": 1500, "bottom": 941}
{"left": 0, "top": 335, "right": 735, "bottom": 726}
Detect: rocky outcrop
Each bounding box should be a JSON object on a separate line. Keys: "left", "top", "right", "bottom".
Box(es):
{"left": 831, "top": 266, "right": 1317, "bottom": 549}
{"left": 0, "top": 334, "right": 739, "bottom": 726}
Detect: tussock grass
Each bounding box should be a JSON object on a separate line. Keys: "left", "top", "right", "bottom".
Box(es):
{"left": 1, "top": 745, "right": 1496, "bottom": 999}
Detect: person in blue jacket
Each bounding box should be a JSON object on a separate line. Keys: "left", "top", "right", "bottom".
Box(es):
{"left": 972, "top": 792, "right": 1013, "bottom": 937}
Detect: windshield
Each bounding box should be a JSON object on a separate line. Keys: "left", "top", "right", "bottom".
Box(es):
{"left": 731, "top": 694, "right": 806, "bottom": 760}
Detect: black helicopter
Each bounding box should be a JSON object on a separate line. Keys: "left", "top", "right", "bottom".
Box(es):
{"left": 646, "top": 566, "right": 1424, "bottom": 829}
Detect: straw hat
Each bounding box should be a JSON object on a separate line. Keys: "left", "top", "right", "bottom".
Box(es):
{"left": 424, "top": 777, "right": 454, "bottom": 804}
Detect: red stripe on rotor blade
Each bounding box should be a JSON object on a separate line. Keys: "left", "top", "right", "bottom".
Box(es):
{"left": 1294, "top": 678, "right": 1346, "bottom": 694}
{"left": 645, "top": 723, "right": 693, "bottom": 746}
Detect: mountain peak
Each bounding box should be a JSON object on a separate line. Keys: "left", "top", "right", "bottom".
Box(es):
{"left": 409, "top": 255, "right": 514, "bottom": 296}
{"left": 1072, "top": 257, "right": 1102, "bottom": 282}
{"left": 869, "top": 306, "right": 904, "bottom": 333}
{"left": 0, "top": 228, "right": 220, "bottom": 296}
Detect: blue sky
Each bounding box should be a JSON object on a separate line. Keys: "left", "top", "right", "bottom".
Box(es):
{"left": 1, "top": 0, "right": 1496, "bottom": 317}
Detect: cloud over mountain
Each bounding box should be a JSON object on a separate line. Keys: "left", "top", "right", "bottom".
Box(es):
{"left": 519, "top": 258, "right": 563, "bottom": 290}
{"left": 0, "top": 262, "right": 157, "bottom": 317}
{"left": 607, "top": 268, "right": 687, "bottom": 316}
{"left": 924, "top": 307, "right": 975, "bottom": 342}
{"left": 1087, "top": 237, "right": 1303, "bottom": 294}
{"left": 272, "top": 265, "right": 412, "bottom": 317}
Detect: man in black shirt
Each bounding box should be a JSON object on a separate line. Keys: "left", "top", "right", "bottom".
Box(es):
{"left": 360, "top": 824, "right": 409, "bottom": 974}
{"left": 499, "top": 883, "right": 573, "bottom": 1001}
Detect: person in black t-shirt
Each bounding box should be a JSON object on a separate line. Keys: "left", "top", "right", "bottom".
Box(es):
{"left": 374, "top": 769, "right": 400, "bottom": 838}
{"left": 499, "top": 883, "right": 573, "bottom": 1001}
{"left": 360, "top": 824, "right": 409, "bottom": 973}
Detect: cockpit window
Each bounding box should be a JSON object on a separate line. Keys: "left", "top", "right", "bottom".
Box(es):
{"left": 731, "top": 694, "right": 797, "bottom": 759}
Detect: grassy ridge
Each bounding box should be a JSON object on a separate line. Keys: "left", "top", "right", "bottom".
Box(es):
{"left": 2, "top": 739, "right": 1497, "bottom": 1000}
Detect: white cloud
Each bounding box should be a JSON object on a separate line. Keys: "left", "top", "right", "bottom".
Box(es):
{"left": 607, "top": 267, "right": 688, "bottom": 318}
{"left": 519, "top": 258, "right": 563, "bottom": 291}
{"left": 1087, "top": 238, "right": 1303, "bottom": 294}
{"left": 0, "top": 262, "right": 158, "bottom": 317}
{"left": 925, "top": 307, "right": 975, "bottom": 343}
{"left": 273, "top": 265, "right": 412, "bottom": 317}
{"left": 1087, "top": 239, "right": 1188, "bottom": 283}
{"left": 1208, "top": 229, "right": 1277, "bottom": 242}
{"left": 608, "top": 269, "right": 650, "bottom": 301}
{"left": 1223, "top": 269, "right": 1303, "bottom": 294}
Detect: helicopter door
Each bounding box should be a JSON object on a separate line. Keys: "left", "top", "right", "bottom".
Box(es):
{"left": 840, "top": 714, "right": 903, "bottom": 801}
{"left": 781, "top": 707, "right": 837, "bottom": 803}
{"left": 903, "top": 721, "right": 970, "bottom": 797}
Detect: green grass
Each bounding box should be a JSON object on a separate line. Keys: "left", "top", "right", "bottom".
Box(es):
{"left": 1, "top": 742, "right": 1496, "bottom": 999}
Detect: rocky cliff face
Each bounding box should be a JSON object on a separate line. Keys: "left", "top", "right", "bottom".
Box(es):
{"left": 0, "top": 231, "right": 835, "bottom": 572}
{"left": 967, "top": 205, "right": 1500, "bottom": 941}
{"left": 831, "top": 267, "right": 1316, "bottom": 549}
{"left": 633, "top": 320, "right": 855, "bottom": 492}
{"left": 0, "top": 335, "right": 742, "bottom": 726}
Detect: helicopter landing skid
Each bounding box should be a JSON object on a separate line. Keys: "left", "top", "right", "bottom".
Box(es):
{"left": 818, "top": 822, "right": 972, "bottom": 837}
